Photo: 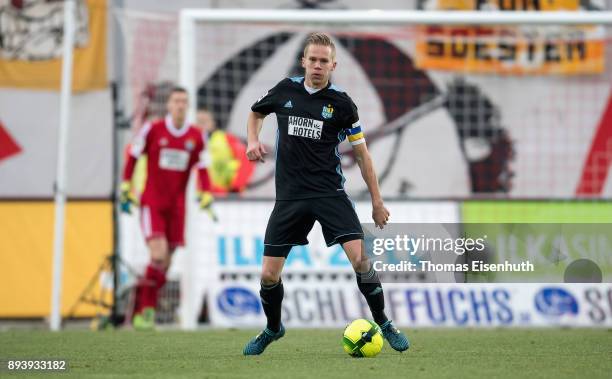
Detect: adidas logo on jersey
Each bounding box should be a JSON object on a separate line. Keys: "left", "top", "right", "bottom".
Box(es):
{"left": 284, "top": 100, "right": 293, "bottom": 108}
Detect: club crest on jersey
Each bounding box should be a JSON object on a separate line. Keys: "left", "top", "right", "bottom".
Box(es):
{"left": 159, "top": 137, "right": 168, "bottom": 146}
{"left": 321, "top": 104, "right": 334, "bottom": 119}
{"left": 185, "top": 139, "right": 195, "bottom": 151}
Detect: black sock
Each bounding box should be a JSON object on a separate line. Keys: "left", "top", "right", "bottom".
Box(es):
{"left": 260, "top": 279, "right": 284, "bottom": 333}
{"left": 356, "top": 266, "right": 388, "bottom": 326}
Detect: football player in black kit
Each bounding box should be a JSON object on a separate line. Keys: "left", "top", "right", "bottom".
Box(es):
{"left": 243, "top": 32, "right": 410, "bottom": 355}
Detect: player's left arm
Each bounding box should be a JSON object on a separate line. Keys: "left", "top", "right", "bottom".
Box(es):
{"left": 194, "top": 133, "right": 217, "bottom": 220}
{"left": 352, "top": 141, "right": 390, "bottom": 229}
{"left": 345, "top": 98, "right": 389, "bottom": 229}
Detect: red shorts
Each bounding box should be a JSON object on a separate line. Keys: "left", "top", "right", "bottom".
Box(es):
{"left": 140, "top": 203, "right": 186, "bottom": 249}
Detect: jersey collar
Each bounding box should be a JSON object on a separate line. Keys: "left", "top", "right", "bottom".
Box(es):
{"left": 165, "top": 114, "right": 190, "bottom": 137}
{"left": 301, "top": 77, "right": 331, "bottom": 95}
{"left": 304, "top": 82, "right": 323, "bottom": 94}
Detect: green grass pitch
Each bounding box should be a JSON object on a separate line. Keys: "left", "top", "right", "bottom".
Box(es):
{"left": 1, "top": 329, "right": 610, "bottom": 378}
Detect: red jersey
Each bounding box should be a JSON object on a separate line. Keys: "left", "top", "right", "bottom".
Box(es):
{"left": 123, "top": 116, "right": 210, "bottom": 208}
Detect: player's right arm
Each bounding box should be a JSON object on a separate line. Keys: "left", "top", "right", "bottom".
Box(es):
{"left": 120, "top": 122, "right": 152, "bottom": 213}
{"left": 246, "top": 111, "right": 267, "bottom": 162}
{"left": 247, "top": 82, "right": 283, "bottom": 162}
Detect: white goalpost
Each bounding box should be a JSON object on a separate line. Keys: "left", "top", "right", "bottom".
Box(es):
{"left": 50, "top": 0, "right": 76, "bottom": 332}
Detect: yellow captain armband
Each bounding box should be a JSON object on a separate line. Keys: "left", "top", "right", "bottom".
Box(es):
{"left": 346, "top": 122, "right": 365, "bottom": 146}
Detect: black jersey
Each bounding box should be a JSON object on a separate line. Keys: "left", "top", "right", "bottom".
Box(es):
{"left": 252, "top": 76, "right": 365, "bottom": 200}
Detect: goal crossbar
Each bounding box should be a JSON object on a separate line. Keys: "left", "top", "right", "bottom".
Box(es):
{"left": 180, "top": 9, "right": 612, "bottom": 26}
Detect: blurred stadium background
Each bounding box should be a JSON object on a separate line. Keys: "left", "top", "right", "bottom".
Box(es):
{"left": 0, "top": 1, "right": 611, "bottom": 375}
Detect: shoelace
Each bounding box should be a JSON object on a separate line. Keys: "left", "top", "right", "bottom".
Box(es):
{"left": 382, "top": 324, "right": 399, "bottom": 335}
{"left": 256, "top": 331, "right": 274, "bottom": 343}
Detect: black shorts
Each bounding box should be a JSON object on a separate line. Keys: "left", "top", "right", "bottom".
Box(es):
{"left": 264, "top": 196, "right": 364, "bottom": 258}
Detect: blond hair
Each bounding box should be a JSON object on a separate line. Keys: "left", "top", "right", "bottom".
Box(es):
{"left": 302, "top": 32, "right": 336, "bottom": 60}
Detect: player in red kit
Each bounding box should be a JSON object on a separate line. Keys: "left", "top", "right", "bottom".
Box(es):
{"left": 120, "top": 86, "right": 214, "bottom": 330}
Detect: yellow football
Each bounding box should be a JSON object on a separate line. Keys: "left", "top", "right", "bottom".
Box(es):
{"left": 342, "top": 319, "right": 383, "bottom": 358}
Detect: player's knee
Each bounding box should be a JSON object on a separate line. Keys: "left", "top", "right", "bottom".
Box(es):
{"left": 151, "top": 257, "right": 169, "bottom": 271}
{"left": 261, "top": 270, "right": 281, "bottom": 285}
{"left": 349, "top": 254, "right": 371, "bottom": 273}
{"left": 349, "top": 256, "right": 363, "bottom": 272}
{"left": 148, "top": 238, "right": 170, "bottom": 268}
{"left": 150, "top": 252, "right": 170, "bottom": 269}
{"left": 343, "top": 240, "right": 368, "bottom": 272}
